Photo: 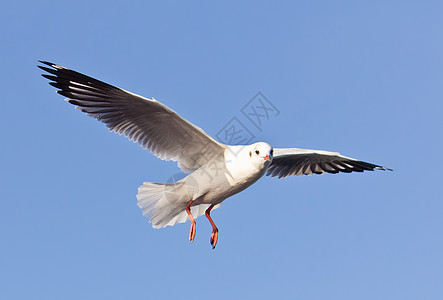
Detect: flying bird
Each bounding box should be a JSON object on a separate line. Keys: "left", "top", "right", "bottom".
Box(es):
{"left": 39, "top": 61, "right": 391, "bottom": 248}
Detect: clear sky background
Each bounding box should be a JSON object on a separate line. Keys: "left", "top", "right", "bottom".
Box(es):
{"left": 1, "top": 1, "right": 442, "bottom": 299}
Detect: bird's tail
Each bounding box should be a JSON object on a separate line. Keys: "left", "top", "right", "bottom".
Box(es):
{"left": 136, "top": 182, "right": 220, "bottom": 228}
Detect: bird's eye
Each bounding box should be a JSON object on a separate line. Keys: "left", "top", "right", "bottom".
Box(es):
{"left": 270, "top": 149, "right": 273, "bottom": 156}
{"left": 255, "top": 150, "right": 260, "bottom": 155}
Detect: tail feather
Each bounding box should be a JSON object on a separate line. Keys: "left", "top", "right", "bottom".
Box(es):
{"left": 136, "top": 182, "right": 220, "bottom": 229}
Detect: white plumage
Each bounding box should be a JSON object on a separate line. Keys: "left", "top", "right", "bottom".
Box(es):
{"left": 39, "top": 61, "right": 391, "bottom": 248}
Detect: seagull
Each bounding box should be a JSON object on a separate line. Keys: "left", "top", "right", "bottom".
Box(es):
{"left": 39, "top": 61, "right": 391, "bottom": 248}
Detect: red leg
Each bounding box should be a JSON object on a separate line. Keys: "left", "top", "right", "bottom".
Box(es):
{"left": 186, "top": 199, "right": 196, "bottom": 243}
{"left": 205, "top": 204, "right": 219, "bottom": 249}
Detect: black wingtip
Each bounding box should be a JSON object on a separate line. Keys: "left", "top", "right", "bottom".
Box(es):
{"left": 38, "top": 60, "right": 55, "bottom": 67}
{"left": 38, "top": 61, "right": 56, "bottom": 74}
{"left": 379, "top": 166, "right": 393, "bottom": 171}
{"left": 38, "top": 61, "right": 64, "bottom": 73}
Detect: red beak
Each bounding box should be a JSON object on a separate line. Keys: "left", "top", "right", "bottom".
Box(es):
{"left": 263, "top": 154, "right": 271, "bottom": 161}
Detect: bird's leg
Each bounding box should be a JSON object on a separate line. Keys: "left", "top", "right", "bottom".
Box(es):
{"left": 205, "top": 204, "right": 219, "bottom": 249}
{"left": 186, "top": 199, "right": 196, "bottom": 243}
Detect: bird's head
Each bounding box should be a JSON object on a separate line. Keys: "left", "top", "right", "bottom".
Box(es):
{"left": 248, "top": 142, "right": 273, "bottom": 167}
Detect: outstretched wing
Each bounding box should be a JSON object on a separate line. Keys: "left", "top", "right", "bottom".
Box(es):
{"left": 39, "top": 61, "right": 225, "bottom": 173}
{"left": 267, "top": 148, "right": 391, "bottom": 179}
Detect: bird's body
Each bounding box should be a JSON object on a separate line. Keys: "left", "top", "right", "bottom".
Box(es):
{"left": 39, "top": 61, "right": 391, "bottom": 248}
{"left": 137, "top": 143, "right": 272, "bottom": 229}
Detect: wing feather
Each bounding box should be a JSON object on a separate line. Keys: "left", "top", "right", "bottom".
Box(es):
{"left": 267, "top": 147, "right": 391, "bottom": 178}
{"left": 39, "top": 61, "right": 225, "bottom": 172}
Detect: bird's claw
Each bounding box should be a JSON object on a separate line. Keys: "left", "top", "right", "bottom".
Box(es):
{"left": 210, "top": 228, "right": 219, "bottom": 249}
{"left": 189, "top": 222, "right": 196, "bottom": 243}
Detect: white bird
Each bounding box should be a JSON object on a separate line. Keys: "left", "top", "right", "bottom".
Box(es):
{"left": 39, "top": 61, "right": 391, "bottom": 248}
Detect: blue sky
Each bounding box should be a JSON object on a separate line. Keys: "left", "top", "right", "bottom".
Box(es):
{"left": 1, "top": 1, "right": 442, "bottom": 299}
